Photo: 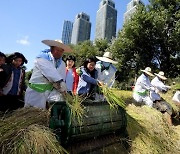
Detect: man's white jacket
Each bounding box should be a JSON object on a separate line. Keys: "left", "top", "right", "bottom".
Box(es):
{"left": 150, "top": 76, "right": 169, "bottom": 101}
{"left": 25, "top": 50, "right": 66, "bottom": 109}
{"left": 133, "top": 73, "right": 154, "bottom": 107}
{"left": 95, "top": 61, "right": 117, "bottom": 88}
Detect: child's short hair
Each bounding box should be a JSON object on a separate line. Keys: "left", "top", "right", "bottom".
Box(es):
{"left": 0, "top": 52, "right": 6, "bottom": 59}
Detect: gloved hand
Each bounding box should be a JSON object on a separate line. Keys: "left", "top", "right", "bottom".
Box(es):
{"left": 149, "top": 86, "right": 155, "bottom": 91}
{"left": 59, "top": 81, "right": 67, "bottom": 93}
{"left": 97, "top": 80, "right": 104, "bottom": 87}
{"left": 52, "top": 80, "right": 67, "bottom": 93}
{"left": 166, "top": 86, "right": 171, "bottom": 89}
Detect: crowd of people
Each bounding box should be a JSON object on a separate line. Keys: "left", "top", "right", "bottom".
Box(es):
{"left": 0, "top": 40, "right": 179, "bottom": 123}
{"left": 0, "top": 39, "right": 117, "bottom": 111}
{"left": 133, "top": 67, "right": 175, "bottom": 124}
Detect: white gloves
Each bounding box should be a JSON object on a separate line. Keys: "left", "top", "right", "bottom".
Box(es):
{"left": 59, "top": 81, "right": 67, "bottom": 93}
{"left": 149, "top": 86, "right": 155, "bottom": 91}
{"left": 52, "top": 80, "right": 67, "bottom": 93}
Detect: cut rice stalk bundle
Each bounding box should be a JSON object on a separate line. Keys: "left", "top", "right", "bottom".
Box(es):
{"left": 64, "top": 93, "right": 85, "bottom": 124}
{"left": 100, "top": 86, "right": 126, "bottom": 109}
{"left": 126, "top": 104, "right": 180, "bottom": 154}
{"left": 0, "top": 107, "right": 49, "bottom": 143}
{"left": 1, "top": 124, "right": 68, "bottom": 154}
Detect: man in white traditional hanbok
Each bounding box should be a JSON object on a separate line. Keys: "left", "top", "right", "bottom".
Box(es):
{"left": 95, "top": 52, "right": 118, "bottom": 88}
{"left": 150, "top": 71, "right": 172, "bottom": 124}
{"left": 95, "top": 52, "right": 118, "bottom": 100}
{"left": 25, "top": 40, "right": 72, "bottom": 109}
{"left": 133, "top": 67, "right": 155, "bottom": 107}
{"left": 150, "top": 71, "right": 171, "bottom": 101}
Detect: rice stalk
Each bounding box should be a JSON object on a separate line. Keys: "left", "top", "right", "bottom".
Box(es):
{"left": 1, "top": 124, "right": 68, "bottom": 154}
{"left": 100, "top": 86, "right": 126, "bottom": 109}
{"left": 64, "top": 93, "right": 86, "bottom": 124}
{"left": 0, "top": 107, "right": 49, "bottom": 142}
{"left": 126, "top": 104, "right": 180, "bottom": 154}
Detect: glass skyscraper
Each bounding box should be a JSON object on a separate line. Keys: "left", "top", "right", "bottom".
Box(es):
{"left": 61, "top": 20, "right": 73, "bottom": 45}
{"left": 71, "top": 12, "right": 91, "bottom": 44}
{"left": 124, "top": 0, "right": 144, "bottom": 23}
{"left": 95, "top": 0, "right": 117, "bottom": 42}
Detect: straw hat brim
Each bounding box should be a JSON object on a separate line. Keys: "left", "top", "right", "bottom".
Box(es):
{"left": 96, "top": 56, "right": 118, "bottom": 64}
{"left": 141, "top": 70, "right": 154, "bottom": 77}
{"left": 42, "top": 40, "right": 72, "bottom": 52}
{"left": 154, "top": 73, "right": 167, "bottom": 80}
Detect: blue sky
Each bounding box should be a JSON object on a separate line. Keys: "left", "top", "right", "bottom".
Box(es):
{"left": 0, "top": 0, "right": 149, "bottom": 71}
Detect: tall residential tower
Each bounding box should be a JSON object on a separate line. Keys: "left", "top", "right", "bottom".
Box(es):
{"left": 71, "top": 12, "right": 91, "bottom": 44}
{"left": 95, "top": 0, "right": 117, "bottom": 42}
{"left": 124, "top": 0, "right": 144, "bottom": 23}
{"left": 61, "top": 20, "right": 73, "bottom": 45}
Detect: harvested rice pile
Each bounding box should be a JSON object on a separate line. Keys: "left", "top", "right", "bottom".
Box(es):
{"left": 126, "top": 104, "right": 180, "bottom": 154}
{"left": 0, "top": 107, "right": 67, "bottom": 154}
{"left": 111, "top": 89, "right": 180, "bottom": 154}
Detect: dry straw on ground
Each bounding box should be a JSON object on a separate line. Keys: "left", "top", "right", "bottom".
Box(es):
{"left": 126, "top": 104, "right": 180, "bottom": 154}
{"left": 0, "top": 108, "right": 67, "bottom": 154}
{"left": 109, "top": 89, "right": 180, "bottom": 154}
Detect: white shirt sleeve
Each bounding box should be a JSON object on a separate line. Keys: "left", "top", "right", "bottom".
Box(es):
{"left": 35, "top": 58, "right": 64, "bottom": 82}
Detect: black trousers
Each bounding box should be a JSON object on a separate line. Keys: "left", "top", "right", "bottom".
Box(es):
{"left": 0, "top": 95, "right": 24, "bottom": 112}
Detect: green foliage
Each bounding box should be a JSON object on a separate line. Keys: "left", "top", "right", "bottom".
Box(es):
{"left": 111, "top": 0, "right": 180, "bottom": 83}
{"left": 64, "top": 40, "right": 99, "bottom": 67}
{"left": 64, "top": 40, "right": 110, "bottom": 67}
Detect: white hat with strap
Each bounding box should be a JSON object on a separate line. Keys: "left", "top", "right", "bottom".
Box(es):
{"left": 42, "top": 39, "right": 72, "bottom": 52}
{"left": 154, "top": 71, "right": 167, "bottom": 80}
{"left": 141, "top": 67, "right": 154, "bottom": 77}
{"left": 96, "top": 52, "right": 118, "bottom": 64}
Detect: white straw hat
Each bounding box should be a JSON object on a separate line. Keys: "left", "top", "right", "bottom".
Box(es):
{"left": 42, "top": 39, "right": 72, "bottom": 52}
{"left": 96, "top": 52, "right": 118, "bottom": 64}
{"left": 154, "top": 71, "right": 167, "bottom": 80}
{"left": 141, "top": 67, "right": 154, "bottom": 77}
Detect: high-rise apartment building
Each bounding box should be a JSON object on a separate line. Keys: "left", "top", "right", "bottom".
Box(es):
{"left": 124, "top": 0, "right": 144, "bottom": 23}
{"left": 95, "top": 0, "right": 117, "bottom": 42}
{"left": 71, "top": 12, "right": 91, "bottom": 44}
{"left": 61, "top": 20, "right": 73, "bottom": 45}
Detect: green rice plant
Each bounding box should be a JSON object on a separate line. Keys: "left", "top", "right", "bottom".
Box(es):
{"left": 100, "top": 86, "right": 126, "bottom": 109}
{"left": 112, "top": 89, "right": 134, "bottom": 105}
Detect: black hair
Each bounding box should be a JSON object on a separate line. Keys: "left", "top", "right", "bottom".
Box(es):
{"left": 6, "top": 52, "right": 28, "bottom": 65}
{"left": 83, "top": 57, "right": 97, "bottom": 77}
{"left": 0, "top": 52, "right": 6, "bottom": 59}
{"left": 66, "top": 55, "right": 76, "bottom": 67}
{"left": 66, "top": 55, "right": 76, "bottom": 62}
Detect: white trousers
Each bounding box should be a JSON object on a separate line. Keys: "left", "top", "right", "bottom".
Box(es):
{"left": 133, "top": 93, "right": 153, "bottom": 107}
{"left": 25, "top": 87, "right": 64, "bottom": 109}
{"left": 172, "top": 91, "right": 180, "bottom": 103}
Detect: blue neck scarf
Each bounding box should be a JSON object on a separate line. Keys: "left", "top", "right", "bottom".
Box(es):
{"left": 37, "top": 49, "right": 62, "bottom": 68}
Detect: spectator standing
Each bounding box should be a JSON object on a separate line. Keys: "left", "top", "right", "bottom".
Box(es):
{"left": 65, "top": 55, "right": 79, "bottom": 95}
{"left": 1, "top": 52, "right": 27, "bottom": 111}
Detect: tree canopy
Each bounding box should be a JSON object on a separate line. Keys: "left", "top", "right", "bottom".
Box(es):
{"left": 111, "top": 0, "right": 180, "bottom": 83}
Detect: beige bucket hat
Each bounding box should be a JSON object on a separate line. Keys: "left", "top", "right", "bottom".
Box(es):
{"left": 154, "top": 71, "right": 167, "bottom": 80}
{"left": 96, "top": 52, "right": 118, "bottom": 64}
{"left": 141, "top": 67, "right": 154, "bottom": 77}
{"left": 42, "top": 39, "right": 72, "bottom": 52}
